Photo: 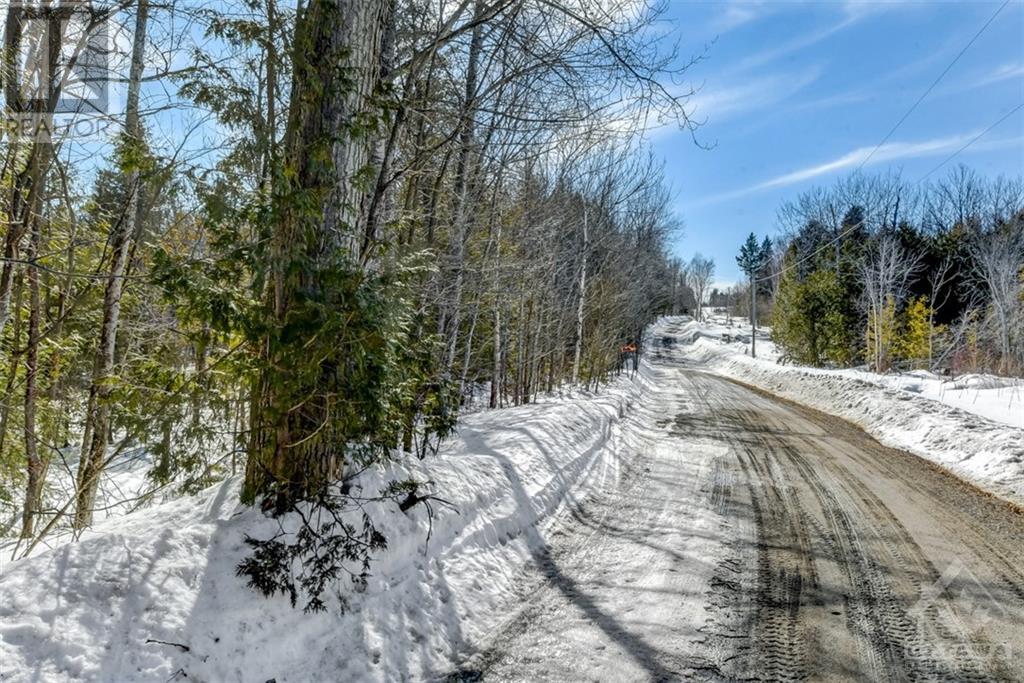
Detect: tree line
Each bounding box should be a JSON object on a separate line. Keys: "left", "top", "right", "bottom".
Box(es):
{"left": 727, "top": 169, "right": 1024, "bottom": 376}
{"left": 0, "top": 0, "right": 699, "bottom": 604}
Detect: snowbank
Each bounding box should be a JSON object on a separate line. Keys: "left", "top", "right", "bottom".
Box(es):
{"left": 673, "top": 318, "right": 1024, "bottom": 507}
{"left": 683, "top": 315, "right": 1023, "bottom": 429}
{"left": 4, "top": 315, "right": 1020, "bottom": 682}
{"left": 0, "top": 364, "right": 646, "bottom": 682}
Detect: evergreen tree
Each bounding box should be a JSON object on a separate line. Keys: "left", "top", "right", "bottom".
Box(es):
{"left": 772, "top": 260, "right": 849, "bottom": 367}
{"left": 736, "top": 233, "right": 771, "bottom": 357}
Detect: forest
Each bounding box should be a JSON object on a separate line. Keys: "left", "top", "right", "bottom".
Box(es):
{"left": 1, "top": 0, "right": 1021, "bottom": 617}
{"left": 3, "top": 2, "right": 1023, "bottom": 680}
{"left": 716, "top": 168, "right": 1024, "bottom": 378}
{"left": 0, "top": 0, "right": 700, "bottom": 594}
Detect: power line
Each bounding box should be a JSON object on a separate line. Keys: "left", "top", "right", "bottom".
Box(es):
{"left": 755, "top": 2, "right": 1015, "bottom": 283}
{"left": 857, "top": 0, "right": 1011, "bottom": 171}
{"left": 917, "top": 102, "right": 1024, "bottom": 182}
{"left": 757, "top": 102, "right": 1022, "bottom": 283}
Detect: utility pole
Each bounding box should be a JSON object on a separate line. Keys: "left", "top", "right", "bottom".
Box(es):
{"left": 737, "top": 232, "right": 771, "bottom": 360}
{"left": 750, "top": 274, "right": 757, "bottom": 358}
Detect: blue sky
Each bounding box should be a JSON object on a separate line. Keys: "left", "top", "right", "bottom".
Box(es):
{"left": 648, "top": 0, "right": 1024, "bottom": 288}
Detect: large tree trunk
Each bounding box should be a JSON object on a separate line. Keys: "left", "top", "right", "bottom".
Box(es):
{"left": 243, "top": 0, "right": 393, "bottom": 510}
{"left": 74, "top": 0, "right": 150, "bottom": 529}
{"left": 261, "top": 0, "right": 278, "bottom": 189}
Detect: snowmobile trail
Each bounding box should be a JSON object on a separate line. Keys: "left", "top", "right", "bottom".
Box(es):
{"left": 450, "top": 324, "right": 1024, "bottom": 682}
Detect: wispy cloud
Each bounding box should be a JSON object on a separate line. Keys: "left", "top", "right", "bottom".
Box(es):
{"left": 976, "top": 63, "right": 1024, "bottom": 88}
{"left": 686, "top": 67, "right": 823, "bottom": 123}
{"left": 695, "top": 132, "right": 1021, "bottom": 205}
{"left": 734, "top": 17, "right": 854, "bottom": 72}
{"left": 930, "top": 62, "right": 1024, "bottom": 99}
{"left": 755, "top": 135, "right": 970, "bottom": 188}
{"left": 731, "top": 0, "right": 911, "bottom": 72}
{"left": 712, "top": 1, "right": 772, "bottom": 33}
{"left": 841, "top": 0, "right": 909, "bottom": 21}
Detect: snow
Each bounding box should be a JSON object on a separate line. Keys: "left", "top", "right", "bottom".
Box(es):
{"left": 0, "top": 363, "right": 646, "bottom": 682}
{"left": 674, "top": 315, "right": 1024, "bottom": 507}
{"left": 1, "top": 413, "right": 238, "bottom": 551}
{"left": 2, "top": 316, "right": 1022, "bottom": 682}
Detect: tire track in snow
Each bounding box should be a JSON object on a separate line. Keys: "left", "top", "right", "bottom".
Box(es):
{"left": 447, "top": 322, "right": 1024, "bottom": 682}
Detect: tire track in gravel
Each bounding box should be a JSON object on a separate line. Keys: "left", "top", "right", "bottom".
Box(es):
{"left": 686, "top": 369, "right": 1024, "bottom": 682}
{"left": 447, "top": 325, "right": 1023, "bottom": 682}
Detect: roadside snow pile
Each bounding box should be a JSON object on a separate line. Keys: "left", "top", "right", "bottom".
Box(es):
{"left": 860, "top": 371, "right": 1023, "bottom": 430}
{"left": 682, "top": 314, "right": 1023, "bottom": 429}
{"left": 0, "top": 364, "right": 645, "bottom": 682}
{"left": 675, "top": 318, "right": 1024, "bottom": 506}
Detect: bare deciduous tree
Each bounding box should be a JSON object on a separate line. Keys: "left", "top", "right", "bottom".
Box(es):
{"left": 970, "top": 226, "right": 1024, "bottom": 374}
{"left": 687, "top": 254, "right": 714, "bottom": 321}
{"left": 860, "top": 235, "right": 921, "bottom": 372}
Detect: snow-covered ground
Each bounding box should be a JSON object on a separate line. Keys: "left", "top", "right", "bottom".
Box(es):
{"left": 1, "top": 448, "right": 157, "bottom": 546}
{"left": 676, "top": 315, "right": 1024, "bottom": 506}
{"left": 0, "top": 363, "right": 647, "bottom": 682}
{"left": 2, "top": 316, "right": 1022, "bottom": 682}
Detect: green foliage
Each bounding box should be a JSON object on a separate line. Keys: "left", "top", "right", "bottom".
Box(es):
{"left": 772, "top": 265, "right": 850, "bottom": 366}
{"left": 236, "top": 487, "right": 388, "bottom": 613}
{"left": 895, "top": 296, "right": 935, "bottom": 368}
{"left": 267, "top": 258, "right": 444, "bottom": 464}
{"left": 866, "top": 296, "right": 898, "bottom": 371}
{"left": 736, "top": 232, "right": 770, "bottom": 277}
{"left": 153, "top": 175, "right": 455, "bottom": 500}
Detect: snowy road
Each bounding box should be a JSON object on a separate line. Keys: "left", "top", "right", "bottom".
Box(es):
{"left": 451, "top": 325, "right": 1024, "bottom": 682}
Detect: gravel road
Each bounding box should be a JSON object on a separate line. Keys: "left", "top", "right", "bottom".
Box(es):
{"left": 450, "top": 325, "right": 1024, "bottom": 682}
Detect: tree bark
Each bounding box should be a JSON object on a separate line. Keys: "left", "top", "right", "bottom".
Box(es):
{"left": 74, "top": 0, "right": 149, "bottom": 529}
{"left": 21, "top": 220, "right": 44, "bottom": 538}
{"left": 0, "top": 273, "right": 25, "bottom": 461}
{"left": 0, "top": 4, "right": 61, "bottom": 339}
{"left": 442, "top": 0, "right": 485, "bottom": 373}
{"left": 244, "top": 0, "right": 393, "bottom": 508}
{"left": 571, "top": 205, "right": 589, "bottom": 385}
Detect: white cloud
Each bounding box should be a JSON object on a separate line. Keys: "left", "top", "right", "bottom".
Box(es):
{"left": 731, "top": 0, "right": 912, "bottom": 72}
{"left": 695, "top": 132, "right": 1022, "bottom": 205}
{"left": 686, "top": 67, "right": 822, "bottom": 123}
{"left": 753, "top": 134, "right": 971, "bottom": 188}
{"left": 712, "top": 1, "right": 771, "bottom": 32}
{"left": 976, "top": 63, "right": 1024, "bottom": 88}
{"left": 841, "top": 0, "right": 908, "bottom": 20}
{"left": 734, "top": 15, "right": 856, "bottom": 72}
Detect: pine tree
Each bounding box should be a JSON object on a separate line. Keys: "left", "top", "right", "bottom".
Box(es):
{"left": 772, "top": 262, "right": 848, "bottom": 367}
{"left": 736, "top": 233, "right": 771, "bottom": 357}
